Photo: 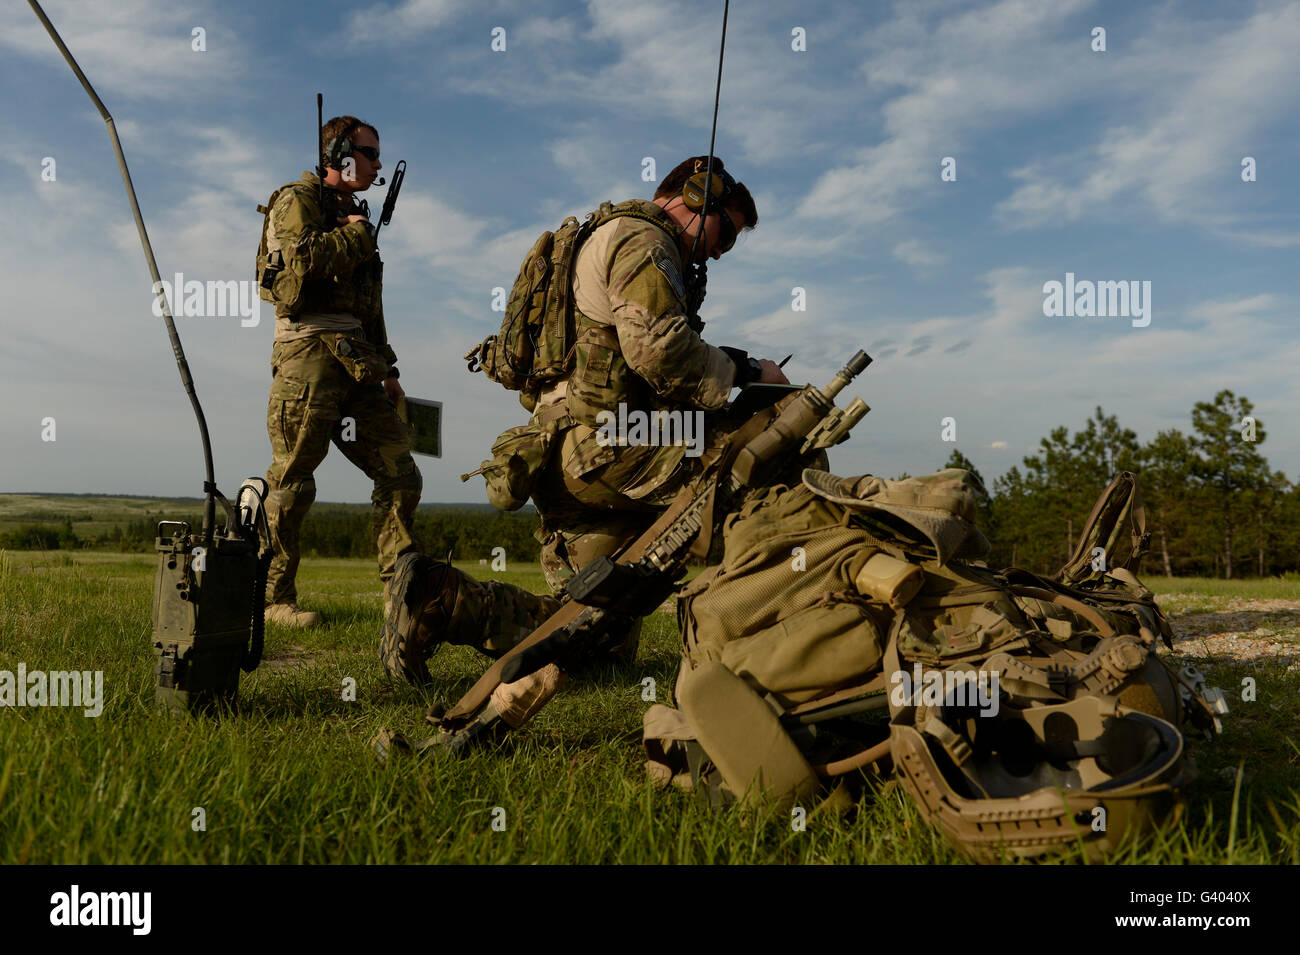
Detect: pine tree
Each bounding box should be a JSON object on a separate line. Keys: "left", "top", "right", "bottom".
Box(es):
{"left": 1189, "top": 391, "right": 1271, "bottom": 578}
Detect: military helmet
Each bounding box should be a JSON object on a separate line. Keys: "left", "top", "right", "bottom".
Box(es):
{"left": 889, "top": 635, "right": 1190, "bottom": 862}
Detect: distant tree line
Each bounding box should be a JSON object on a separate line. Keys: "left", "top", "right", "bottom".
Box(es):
{"left": 0, "top": 505, "right": 544, "bottom": 563}
{"left": 945, "top": 390, "right": 1300, "bottom": 579}
{"left": 6, "top": 390, "right": 1295, "bottom": 579}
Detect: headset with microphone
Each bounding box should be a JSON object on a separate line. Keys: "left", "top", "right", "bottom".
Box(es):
{"left": 323, "top": 128, "right": 386, "bottom": 186}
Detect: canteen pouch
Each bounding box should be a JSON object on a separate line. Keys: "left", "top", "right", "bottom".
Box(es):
{"left": 479, "top": 420, "right": 556, "bottom": 511}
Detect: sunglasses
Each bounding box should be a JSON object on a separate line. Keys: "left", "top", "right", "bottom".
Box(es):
{"left": 714, "top": 210, "right": 737, "bottom": 254}
{"left": 353, "top": 145, "right": 380, "bottom": 162}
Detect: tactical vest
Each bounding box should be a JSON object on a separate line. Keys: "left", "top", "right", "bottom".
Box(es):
{"left": 466, "top": 199, "right": 685, "bottom": 416}
{"left": 255, "top": 176, "right": 380, "bottom": 321}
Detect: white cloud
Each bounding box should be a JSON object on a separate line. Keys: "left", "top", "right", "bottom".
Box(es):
{"left": 1185, "top": 294, "right": 1278, "bottom": 325}
{"left": 4, "top": 0, "right": 251, "bottom": 101}
{"left": 434, "top": 0, "right": 859, "bottom": 165}
{"left": 795, "top": 265, "right": 1300, "bottom": 483}
{"left": 893, "top": 238, "right": 945, "bottom": 269}
{"left": 798, "top": 0, "right": 1096, "bottom": 226}
{"left": 996, "top": 4, "right": 1300, "bottom": 235}
{"left": 1214, "top": 229, "right": 1300, "bottom": 248}
{"left": 344, "top": 0, "right": 461, "bottom": 46}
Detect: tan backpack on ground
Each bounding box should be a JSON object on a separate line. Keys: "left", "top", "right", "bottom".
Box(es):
{"left": 645, "top": 469, "right": 1226, "bottom": 860}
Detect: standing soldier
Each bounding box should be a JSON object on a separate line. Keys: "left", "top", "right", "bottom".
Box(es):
{"left": 256, "top": 115, "right": 421, "bottom": 627}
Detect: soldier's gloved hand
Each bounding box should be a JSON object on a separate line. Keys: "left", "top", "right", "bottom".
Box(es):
{"left": 384, "top": 376, "right": 404, "bottom": 403}
{"left": 756, "top": 359, "right": 790, "bottom": 385}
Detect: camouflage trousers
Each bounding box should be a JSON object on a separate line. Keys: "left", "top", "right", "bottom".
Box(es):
{"left": 263, "top": 336, "right": 422, "bottom": 605}
{"left": 439, "top": 418, "right": 735, "bottom": 662}
{"left": 435, "top": 518, "right": 648, "bottom": 661}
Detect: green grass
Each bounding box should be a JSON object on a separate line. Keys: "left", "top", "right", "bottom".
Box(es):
{"left": 1, "top": 550, "right": 1297, "bottom": 864}
{"left": 1146, "top": 574, "right": 1300, "bottom": 600}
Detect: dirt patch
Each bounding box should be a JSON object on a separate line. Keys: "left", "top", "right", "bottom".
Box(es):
{"left": 1163, "top": 599, "right": 1300, "bottom": 670}
{"left": 262, "top": 644, "right": 324, "bottom": 671}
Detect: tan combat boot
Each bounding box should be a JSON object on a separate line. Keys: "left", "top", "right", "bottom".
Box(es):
{"left": 265, "top": 603, "right": 324, "bottom": 628}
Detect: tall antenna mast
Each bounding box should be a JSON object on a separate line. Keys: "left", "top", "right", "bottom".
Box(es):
{"left": 686, "top": 0, "right": 731, "bottom": 282}
{"left": 317, "top": 93, "right": 326, "bottom": 210}
{"left": 28, "top": 0, "right": 219, "bottom": 541}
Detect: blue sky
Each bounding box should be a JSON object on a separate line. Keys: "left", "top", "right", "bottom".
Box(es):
{"left": 3, "top": 0, "right": 1298, "bottom": 504}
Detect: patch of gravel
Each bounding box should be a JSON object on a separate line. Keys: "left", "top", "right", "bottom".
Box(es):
{"left": 1155, "top": 596, "right": 1300, "bottom": 671}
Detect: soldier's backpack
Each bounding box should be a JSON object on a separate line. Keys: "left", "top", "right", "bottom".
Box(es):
{"left": 255, "top": 181, "right": 313, "bottom": 312}
{"left": 463, "top": 201, "right": 678, "bottom": 410}
{"left": 645, "top": 469, "right": 1226, "bottom": 862}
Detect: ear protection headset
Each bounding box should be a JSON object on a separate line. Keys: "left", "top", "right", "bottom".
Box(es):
{"left": 323, "top": 128, "right": 356, "bottom": 170}
{"left": 682, "top": 159, "right": 737, "bottom": 212}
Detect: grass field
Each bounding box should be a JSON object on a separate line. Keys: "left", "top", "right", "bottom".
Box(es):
{"left": 1, "top": 549, "right": 1297, "bottom": 865}
{"left": 0, "top": 492, "right": 516, "bottom": 553}
{"left": 0, "top": 493, "right": 205, "bottom": 543}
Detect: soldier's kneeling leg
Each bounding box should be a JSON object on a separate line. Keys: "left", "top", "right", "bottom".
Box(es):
{"left": 540, "top": 524, "right": 647, "bottom": 666}
{"left": 382, "top": 553, "right": 560, "bottom": 684}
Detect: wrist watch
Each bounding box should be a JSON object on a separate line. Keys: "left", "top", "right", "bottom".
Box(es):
{"left": 720, "top": 346, "right": 760, "bottom": 387}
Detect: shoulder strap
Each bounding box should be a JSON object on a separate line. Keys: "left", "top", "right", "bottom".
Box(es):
{"left": 1056, "top": 471, "right": 1149, "bottom": 586}
{"left": 587, "top": 200, "right": 681, "bottom": 244}
{"left": 257, "top": 180, "right": 314, "bottom": 216}
{"left": 256, "top": 185, "right": 289, "bottom": 264}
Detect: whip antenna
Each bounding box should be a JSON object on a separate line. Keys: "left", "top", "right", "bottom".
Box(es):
{"left": 28, "top": 0, "right": 219, "bottom": 542}
{"left": 686, "top": 0, "right": 731, "bottom": 280}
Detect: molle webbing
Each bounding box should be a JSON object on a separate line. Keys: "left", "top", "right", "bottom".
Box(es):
{"left": 469, "top": 200, "right": 682, "bottom": 398}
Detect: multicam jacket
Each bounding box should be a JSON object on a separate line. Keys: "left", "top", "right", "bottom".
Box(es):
{"left": 258, "top": 171, "right": 395, "bottom": 365}
{"left": 563, "top": 199, "right": 738, "bottom": 422}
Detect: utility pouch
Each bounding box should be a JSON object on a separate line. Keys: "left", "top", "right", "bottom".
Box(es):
{"left": 323, "top": 333, "right": 389, "bottom": 385}
{"left": 566, "top": 319, "right": 643, "bottom": 429}
{"left": 476, "top": 419, "right": 557, "bottom": 511}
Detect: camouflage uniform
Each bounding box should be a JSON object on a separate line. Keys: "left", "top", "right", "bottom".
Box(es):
{"left": 261, "top": 171, "right": 422, "bottom": 605}
{"left": 426, "top": 200, "right": 739, "bottom": 662}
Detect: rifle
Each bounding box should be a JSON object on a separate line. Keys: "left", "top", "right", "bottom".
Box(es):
{"left": 423, "top": 350, "right": 873, "bottom": 754}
